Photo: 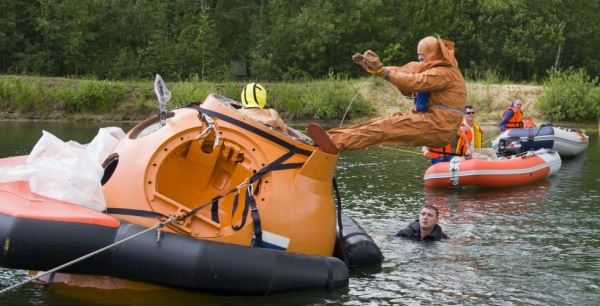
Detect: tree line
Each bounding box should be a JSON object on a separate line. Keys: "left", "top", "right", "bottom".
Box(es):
{"left": 1, "top": 0, "right": 598, "bottom": 83}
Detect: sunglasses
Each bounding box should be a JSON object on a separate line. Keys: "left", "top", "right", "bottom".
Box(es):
{"left": 466, "top": 111, "right": 475, "bottom": 115}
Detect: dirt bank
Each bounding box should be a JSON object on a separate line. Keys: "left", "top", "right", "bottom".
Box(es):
{"left": 361, "top": 82, "right": 545, "bottom": 125}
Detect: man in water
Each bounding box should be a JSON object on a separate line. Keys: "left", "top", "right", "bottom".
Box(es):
{"left": 308, "top": 36, "right": 466, "bottom": 155}
{"left": 395, "top": 205, "right": 448, "bottom": 241}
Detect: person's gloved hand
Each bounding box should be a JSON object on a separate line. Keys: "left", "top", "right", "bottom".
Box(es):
{"left": 352, "top": 50, "right": 383, "bottom": 74}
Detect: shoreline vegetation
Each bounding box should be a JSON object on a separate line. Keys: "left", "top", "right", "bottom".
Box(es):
{"left": 0, "top": 74, "right": 598, "bottom": 131}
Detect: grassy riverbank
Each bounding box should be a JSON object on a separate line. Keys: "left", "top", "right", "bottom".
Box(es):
{"left": 0, "top": 75, "right": 596, "bottom": 130}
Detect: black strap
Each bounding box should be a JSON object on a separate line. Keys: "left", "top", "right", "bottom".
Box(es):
{"left": 230, "top": 151, "right": 303, "bottom": 236}
{"left": 48, "top": 272, "right": 56, "bottom": 284}
{"left": 187, "top": 104, "right": 313, "bottom": 156}
{"left": 105, "top": 208, "right": 168, "bottom": 219}
{"left": 231, "top": 191, "right": 249, "bottom": 231}
{"left": 247, "top": 188, "right": 263, "bottom": 246}
{"left": 179, "top": 104, "right": 314, "bottom": 246}
{"left": 211, "top": 197, "right": 220, "bottom": 223}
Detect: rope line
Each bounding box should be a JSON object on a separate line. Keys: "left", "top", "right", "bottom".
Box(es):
{"left": 379, "top": 146, "right": 423, "bottom": 156}
{"left": 339, "top": 75, "right": 375, "bottom": 127}
{"left": 0, "top": 217, "right": 176, "bottom": 295}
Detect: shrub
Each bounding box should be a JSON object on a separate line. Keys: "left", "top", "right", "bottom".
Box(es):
{"left": 62, "top": 80, "right": 127, "bottom": 112}
{"left": 0, "top": 78, "right": 45, "bottom": 112}
{"left": 170, "top": 82, "right": 217, "bottom": 106}
{"left": 536, "top": 68, "right": 599, "bottom": 121}
{"left": 300, "top": 80, "right": 373, "bottom": 120}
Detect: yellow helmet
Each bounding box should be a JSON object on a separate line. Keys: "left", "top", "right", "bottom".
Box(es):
{"left": 241, "top": 83, "right": 267, "bottom": 109}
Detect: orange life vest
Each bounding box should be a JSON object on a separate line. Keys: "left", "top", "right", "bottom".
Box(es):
{"left": 502, "top": 107, "right": 524, "bottom": 129}
{"left": 427, "top": 144, "right": 454, "bottom": 159}
{"left": 427, "top": 128, "right": 470, "bottom": 158}
{"left": 454, "top": 127, "right": 472, "bottom": 157}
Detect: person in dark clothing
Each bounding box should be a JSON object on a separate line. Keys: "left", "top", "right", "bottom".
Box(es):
{"left": 395, "top": 205, "right": 448, "bottom": 241}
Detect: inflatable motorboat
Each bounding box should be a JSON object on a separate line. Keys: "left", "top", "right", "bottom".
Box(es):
{"left": 0, "top": 94, "right": 383, "bottom": 294}
{"left": 551, "top": 126, "right": 590, "bottom": 156}
{"left": 492, "top": 125, "right": 589, "bottom": 157}
{"left": 423, "top": 148, "right": 561, "bottom": 188}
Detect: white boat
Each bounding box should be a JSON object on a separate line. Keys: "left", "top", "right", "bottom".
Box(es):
{"left": 551, "top": 126, "right": 589, "bottom": 156}
{"left": 424, "top": 149, "right": 561, "bottom": 188}
{"left": 492, "top": 125, "right": 588, "bottom": 157}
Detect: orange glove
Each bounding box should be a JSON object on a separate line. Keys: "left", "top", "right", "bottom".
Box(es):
{"left": 352, "top": 50, "right": 383, "bottom": 74}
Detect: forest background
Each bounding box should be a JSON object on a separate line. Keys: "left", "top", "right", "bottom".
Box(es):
{"left": 0, "top": 0, "right": 598, "bottom": 126}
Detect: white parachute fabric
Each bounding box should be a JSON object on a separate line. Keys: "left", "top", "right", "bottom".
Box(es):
{"left": 0, "top": 127, "right": 125, "bottom": 211}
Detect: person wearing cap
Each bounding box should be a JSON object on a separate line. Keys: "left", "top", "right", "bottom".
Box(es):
{"left": 499, "top": 98, "right": 525, "bottom": 132}
{"left": 240, "top": 83, "right": 288, "bottom": 135}
{"left": 307, "top": 36, "right": 466, "bottom": 155}
{"left": 395, "top": 205, "right": 449, "bottom": 242}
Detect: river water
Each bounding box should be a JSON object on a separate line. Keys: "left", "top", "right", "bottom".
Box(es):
{"left": 0, "top": 121, "right": 598, "bottom": 305}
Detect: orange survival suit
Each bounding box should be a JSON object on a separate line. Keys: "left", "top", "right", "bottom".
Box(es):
{"left": 328, "top": 36, "right": 466, "bottom": 151}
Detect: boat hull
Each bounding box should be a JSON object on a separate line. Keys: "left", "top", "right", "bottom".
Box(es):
{"left": 0, "top": 181, "right": 348, "bottom": 294}
{"left": 423, "top": 149, "right": 561, "bottom": 188}
{"left": 492, "top": 125, "right": 588, "bottom": 156}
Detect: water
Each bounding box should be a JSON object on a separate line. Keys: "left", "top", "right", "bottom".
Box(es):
{"left": 1, "top": 121, "right": 599, "bottom": 305}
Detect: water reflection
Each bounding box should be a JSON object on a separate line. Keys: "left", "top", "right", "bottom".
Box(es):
{"left": 0, "top": 122, "right": 599, "bottom": 305}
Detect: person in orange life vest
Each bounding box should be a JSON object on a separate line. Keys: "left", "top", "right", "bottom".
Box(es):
{"left": 499, "top": 98, "right": 524, "bottom": 132}
{"left": 422, "top": 125, "right": 470, "bottom": 164}
{"left": 306, "top": 36, "right": 466, "bottom": 155}
{"left": 424, "top": 105, "right": 495, "bottom": 163}
{"left": 460, "top": 105, "right": 497, "bottom": 160}
{"left": 239, "top": 83, "right": 288, "bottom": 135}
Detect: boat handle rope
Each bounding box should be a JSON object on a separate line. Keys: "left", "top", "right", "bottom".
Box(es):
{"left": 449, "top": 157, "right": 461, "bottom": 186}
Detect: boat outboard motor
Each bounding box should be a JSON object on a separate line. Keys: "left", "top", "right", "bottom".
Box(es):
{"left": 498, "top": 136, "right": 522, "bottom": 157}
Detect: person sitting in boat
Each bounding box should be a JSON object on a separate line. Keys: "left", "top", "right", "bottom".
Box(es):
{"left": 240, "top": 83, "right": 288, "bottom": 135}
{"left": 307, "top": 36, "right": 466, "bottom": 155}
{"left": 460, "top": 105, "right": 497, "bottom": 160}
{"left": 395, "top": 205, "right": 448, "bottom": 242}
{"left": 499, "top": 98, "right": 524, "bottom": 132}
{"left": 422, "top": 105, "right": 480, "bottom": 164}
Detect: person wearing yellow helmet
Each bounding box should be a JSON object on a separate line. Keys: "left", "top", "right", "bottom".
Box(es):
{"left": 241, "top": 83, "right": 267, "bottom": 109}
{"left": 240, "top": 83, "right": 288, "bottom": 134}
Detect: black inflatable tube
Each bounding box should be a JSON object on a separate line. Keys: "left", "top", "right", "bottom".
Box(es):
{"left": 334, "top": 214, "right": 384, "bottom": 269}
{"left": 0, "top": 214, "right": 348, "bottom": 294}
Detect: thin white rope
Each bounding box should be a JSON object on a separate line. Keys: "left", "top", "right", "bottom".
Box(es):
{"left": 0, "top": 217, "right": 175, "bottom": 295}
{"left": 339, "top": 75, "right": 375, "bottom": 127}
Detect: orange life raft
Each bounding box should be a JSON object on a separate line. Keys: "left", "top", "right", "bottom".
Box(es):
{"left": 0, "top": 94, "right": 369, "bottom": 294}
{"left": 102, "top": 94, "right": 338, "bottom": 255}
{"left": 423, "top": 149, "right": 561, "bottom": 188}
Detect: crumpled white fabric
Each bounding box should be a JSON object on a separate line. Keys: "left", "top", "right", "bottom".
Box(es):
{"left": 0, "top": 127, "right": 125, "bottom": 211}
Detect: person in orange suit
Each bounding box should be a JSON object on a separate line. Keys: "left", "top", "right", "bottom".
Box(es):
{"left": 307, "top": 36, "right": 466, "bottom": 155}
